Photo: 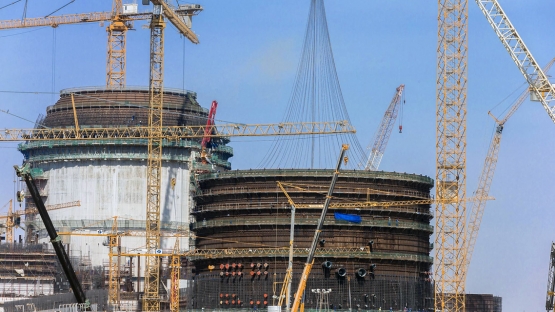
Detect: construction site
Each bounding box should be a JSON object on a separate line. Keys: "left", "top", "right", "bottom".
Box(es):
{"left": 0, "top": 0, "right": 554, "bottom": 312}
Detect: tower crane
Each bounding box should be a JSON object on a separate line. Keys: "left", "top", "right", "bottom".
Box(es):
{"left": 474, "top": 0, "right": 555, "bottom": 124}
{"left": 141, "top": 1, "right": 200, "bottom": 310}
{"left": 365, "top": 84, "right": 405, "bottom": 171}
{"left": 0, "top": 200, "right": 80, "bottom": 244}
{"left": 463, "top": 57, "right": 555, "bottom": 282}
{"left": 436, "top": 0, "right": 553, "bottom": 310}
{"left": 435, "top": 1, "right": 468, "bottom": 310}
{"left": 547, "top": 242, "right": 555, "bottom": 311}
{"left": 0, "top": 0, "right": 199, "bottom": 89}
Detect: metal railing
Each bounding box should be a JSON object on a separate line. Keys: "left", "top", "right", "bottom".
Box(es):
{"left": 191, "top": 217, "right": 433, "bottom": 232}
{"left": 192, "top": 202, "right": 432, "bottom": 216}
{"left": 186, "top": 247, "right": 433, "bottom": 263}
{"left": 197, "top": 169, "right": 434, "bottom": 185}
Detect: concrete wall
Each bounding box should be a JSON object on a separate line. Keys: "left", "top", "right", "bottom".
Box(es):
{"left": 34, "top": 160, "right": 191, "bottom": 267}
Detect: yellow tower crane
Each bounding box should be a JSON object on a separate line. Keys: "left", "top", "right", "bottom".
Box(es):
{"left": 140, "top": 1, "right": 200, "bottom": 310}
{"left": 1, "top": 120, "right": 354, "bottom": 311}
{"left": 0, "top": 0, "right": 198, "bottom": 89}
{"left": 0, "top": 200, "right": 80, "bottom": 244}
{"left": 435, "top": 0, "right": 468, "bottom": 310}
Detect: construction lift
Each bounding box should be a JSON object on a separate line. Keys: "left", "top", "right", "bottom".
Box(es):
{"left": 14, "top": 164, "right": 90, "bottom": 311}
{"left": 290, "top": 144, "right": 349, "bottom": 312}
{"left": 365, "top": 84, "right": 405, "bottom": 171}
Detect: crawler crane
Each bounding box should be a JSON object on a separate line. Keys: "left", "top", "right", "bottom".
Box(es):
{"left": 365, "top": 84, "right": 405, "bottom": 171}
{"left": 464, "top": 57, "right": 555, "bottom": 281}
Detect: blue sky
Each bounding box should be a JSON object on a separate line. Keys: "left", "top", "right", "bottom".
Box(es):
{"left": 0, "top": 1, "right": 554, "bottom": 310}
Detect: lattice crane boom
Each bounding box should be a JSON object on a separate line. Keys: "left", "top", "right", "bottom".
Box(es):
{"left": 435, "top": 0, "right": 468, "bottom": 311}
{"left": 0, "top": 121, "right": 354, "bottom": 142}
{"left": 291, "top": 144, "right": 349, "bottom": 312}
{"left": 464, "top": 58, "right": 555, "bottom": 282}
{"left": 474, "top": 0, "right": 555, "bottom": 124}
{"left": 365, "top": 84, "right": 405, "bottom": 171}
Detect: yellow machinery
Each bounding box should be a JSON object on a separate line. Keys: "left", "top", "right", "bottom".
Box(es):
{"left": 0, "top": 0, "right": 200, "bottom": 89}
{"left": 0, "top": 200, "right": 80, "bottom": 244}
{"left": 289, "top": 144, "right": 349, "bottom": 312}
{"left": 435, "top": 0, "right": 468, "bottom": 309}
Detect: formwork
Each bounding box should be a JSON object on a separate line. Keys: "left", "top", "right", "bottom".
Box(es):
{"left": 189, "top": 169, "right": 434, "bottom": 311}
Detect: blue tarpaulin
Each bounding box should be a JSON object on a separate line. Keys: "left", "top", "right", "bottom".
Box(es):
{"left": 334, "top": 212, "right": 361, "bottom": 223}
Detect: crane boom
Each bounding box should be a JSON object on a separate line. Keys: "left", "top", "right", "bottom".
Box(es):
{"left": 14, "top": 164, "right": 89, "bottom": 310}
{"left": 474, "top": 0, "right": 555, "bottom": 124}
{"left": 0, "top": 11, "right": 147, "bottom": 29}
{"left": 365, "top": 84, "right": 405, "bottom": 171}
{"left": 290, "top": 144, "right": 349, "bottom": 312}
{"left": 547, "top": 242, "right": 555, "bottom": 311}
{"left": 0, "top": 121, "right": 355, "bottom": 141}
{"left": 464, "top": 58, "right": 555, "bottom": 281}
{"left": 150, "top": 0, "right": 200, "bottom": 44}
{"left": 0, "top": 2, "right": 199, "bottom": 89}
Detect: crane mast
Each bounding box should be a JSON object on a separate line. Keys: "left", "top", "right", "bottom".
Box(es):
{"left": 365, "top": 84, "right": 404, "bottom": 171}
{"left": 142, "top": 4, "right": 165, "bottom": 311}
{"left": 435, "top": 0, "right": 468, "bottom": 311}
{"left": 107, "top": 0, "right": 127, "bottom": 89}
{"left": 474, "top": 0, "right": 555, "bottom": 124}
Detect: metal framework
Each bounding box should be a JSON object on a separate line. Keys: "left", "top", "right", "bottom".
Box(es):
{"left": 0, "top": 201, "right": 80, "bottom": 245}
{"left": 5, "top": 200, "right": 13, "bottom": 244}
{"left": 169, "top": 239, "right": 181, "bottom": 312}
{"left": 108, "top": 217, "right": 121, "bottom": 309}
{"left": 0, "top": 121, "right": 355, "bottom": 141}
{"left": 365, "top": 84, "right": 405, "bottom": 171}
{"left": 436, "top": 0, "right": 468, "bottom": 311}
{"left": 106, "top": 0, "right": 127, "bottom": 89}
{"left": 0, "top": 1, "right": 199, "bottom": 90}
{"left": 291, "top": 144, "right": 349, "bottom": 312}
{"left": 474, "top": 0, "right": 555, "bottom": 124}
{"left": 142, "top": 7, "right": 165, "bottom": 311}
{"left": 464, "top": 58, "right": 555, "bottom": 282}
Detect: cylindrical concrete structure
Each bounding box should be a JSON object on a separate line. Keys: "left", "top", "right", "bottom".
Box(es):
{"left": 18, "top": 86, "right": 233, "bottom": 268}
{"left": 189, "top": 169, "right": 434, "bottom": 310}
